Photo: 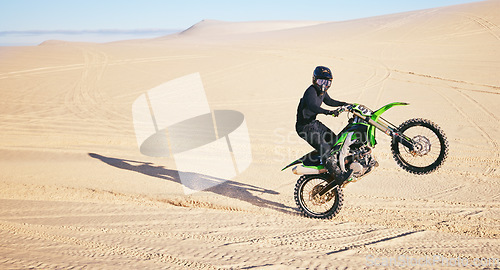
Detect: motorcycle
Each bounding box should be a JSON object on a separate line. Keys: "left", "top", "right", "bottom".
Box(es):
{"left": 282, "top": 102, "right": 449, "bottom": 219}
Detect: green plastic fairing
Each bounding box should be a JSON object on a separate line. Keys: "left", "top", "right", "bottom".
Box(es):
{"left": 372, "top": 102, "right": 409, "bottom": 121}
{"left": 368, "top": 102, "right": 409, "bottom": 147}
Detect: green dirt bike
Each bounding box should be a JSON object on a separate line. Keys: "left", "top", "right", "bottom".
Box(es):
{"left": 282, "top": 102, "right": 449, "bottom": 219}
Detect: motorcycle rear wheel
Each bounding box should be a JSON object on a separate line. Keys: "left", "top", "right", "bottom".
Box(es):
{"left": 391, "top": 118, "right": 448, "bottom": 174}
{"left": 294, "top": 174, "right": 343, "bottom": 219}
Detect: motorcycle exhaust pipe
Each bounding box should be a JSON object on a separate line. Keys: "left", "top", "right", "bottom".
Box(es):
{"left": 292, "top": 165, "right": 327, "bottom": 175}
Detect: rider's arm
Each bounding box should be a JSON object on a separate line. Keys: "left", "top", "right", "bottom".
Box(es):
{"left": 323, "top": 92, "right": 347, "bottom": 107}
{"left": 303, "top": 87, "right": 332, "bottom": 115}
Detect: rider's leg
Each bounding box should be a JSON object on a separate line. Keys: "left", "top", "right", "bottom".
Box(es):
{"left": 297, "top": 121, "right": 340, "bottom": 177}
{"left": 315, "top": 122, "right": 353, "bottom": 183}
{"left": 313, "top": 121, "right": 338, "bottom": 176}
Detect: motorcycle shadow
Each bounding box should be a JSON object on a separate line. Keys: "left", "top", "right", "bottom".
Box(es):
{"left": 88, "top": 153, "right": 296, "bottom": 215}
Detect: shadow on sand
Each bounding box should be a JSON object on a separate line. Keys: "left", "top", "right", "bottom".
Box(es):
{"left": 88, "top": 153, "right": 295, "bottom": 215}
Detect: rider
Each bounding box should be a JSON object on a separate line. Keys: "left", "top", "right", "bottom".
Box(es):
{"left": 295, "top": 66, "right": 350, "bottom": 182}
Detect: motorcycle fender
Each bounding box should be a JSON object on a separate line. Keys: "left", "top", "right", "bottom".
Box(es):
{"left": 282, "top": 159, "right": 302, "bottom": 171}
{"left": 281, "top": 150, "right": 321, "bottom": 171}
{"left": 369, "top": 102, "right": 409, "bottom": 147}
{"left": 372, "top": 102, "right": 409, "bottom": 120}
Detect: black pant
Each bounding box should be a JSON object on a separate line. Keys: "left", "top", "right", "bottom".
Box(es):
{"left": 296, "top": 120, "right": 336, "bottom": 161}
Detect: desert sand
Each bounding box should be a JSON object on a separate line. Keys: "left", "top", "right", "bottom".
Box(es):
{"left": 0, "top": 0, "right": 499, "bottom": 269}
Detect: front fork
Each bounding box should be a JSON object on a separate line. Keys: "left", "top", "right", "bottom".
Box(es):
{"left": 351, "top": 111, "right": 415, "bottom": 151}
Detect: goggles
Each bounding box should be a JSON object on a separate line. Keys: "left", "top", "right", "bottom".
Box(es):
{"left": 316, "top": 78, "right": 332, "bottom": 88}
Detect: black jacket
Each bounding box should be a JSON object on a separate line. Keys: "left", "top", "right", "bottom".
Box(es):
{"left": 296, "top": 85, "right": 346, "bottom": 126}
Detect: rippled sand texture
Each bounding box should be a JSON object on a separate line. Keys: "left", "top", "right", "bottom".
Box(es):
{"left": 0, "top": 1, "right": 499, "bottom": 269}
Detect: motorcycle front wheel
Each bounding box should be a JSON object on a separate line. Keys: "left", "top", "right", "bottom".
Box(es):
{"left": 294, "top": 174, "right": 343, "bottom": 219}
{"left": 391, "top": 118, "right": 449, "bottom": 175}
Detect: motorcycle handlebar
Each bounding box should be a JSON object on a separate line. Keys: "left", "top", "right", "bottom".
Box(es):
{"left": 344, "top": 104, "right": 354, "bottom": 111}
{"left": 330, "top": 104, "right": 355, "bottom": 117}
{"left": 339, "top": 104, "right": 355, "bottom": 114}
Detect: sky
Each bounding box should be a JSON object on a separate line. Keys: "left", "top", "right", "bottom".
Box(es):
{"left": 0, "top": 0, "right": 483, "bottom": 46}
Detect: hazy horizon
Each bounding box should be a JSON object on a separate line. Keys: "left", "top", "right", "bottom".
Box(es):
{"left": 0, "top": 0, "right": 483, "bottom": 46}
{"left": 0, "top": 29, "right": 181, "bottom": 46}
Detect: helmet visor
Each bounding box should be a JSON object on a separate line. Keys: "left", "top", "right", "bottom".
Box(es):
{"left": 316, "top": 78, "right": 332, "bottom": 89}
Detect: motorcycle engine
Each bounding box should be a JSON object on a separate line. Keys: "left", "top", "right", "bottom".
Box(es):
{"left": 348, "top": 146, "right": 378, "bottom": 177}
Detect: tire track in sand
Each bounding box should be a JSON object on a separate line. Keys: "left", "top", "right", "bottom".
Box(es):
{"left": 0, "top": 186, "right": 498, "bottom": 269}
{"left": 0, "top": 210, "right": 418, "bottom": 268}
{"left": 341, "top": 193, "right": 499, "bottom": 238}
{"left": 347, "top": 55, "right": 392, "bottom": 102}
{"left": 432, "top": 86, "right": 499, "bottom": 156}
{"left": 0, "top": 55, "right": 207, "bottom": 80}
{"left": 462, "top": 13, "right": 500, "bottom": 42}
{"left": 0, "top": 220, "right": 220, "bottom": 270}
{"left": 392, "top": 69, "right": 500, "bottom": 93}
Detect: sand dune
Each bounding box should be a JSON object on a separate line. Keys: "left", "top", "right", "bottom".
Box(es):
{"left": 178, "top": 19, "right": 327, "bottom": 37}
{"left": 0, "top": 0, "right": 499, "bottom": 269}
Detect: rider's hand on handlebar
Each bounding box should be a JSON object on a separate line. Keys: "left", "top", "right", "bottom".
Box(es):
{"left": 328, "top": 108, "right": 343, "bottom": 117}
{"left": 344, "top": 103, "right": 355, "bottom": 111}
{"left": 329, "top": 103, "right": 355, "bottom": 117}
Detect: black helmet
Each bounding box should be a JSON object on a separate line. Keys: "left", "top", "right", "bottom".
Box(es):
{"left": 313, "top": 66, "right": 332, "bottom": 80}
{"left": 312, "top": 66, "right": 333, "bottom": 90}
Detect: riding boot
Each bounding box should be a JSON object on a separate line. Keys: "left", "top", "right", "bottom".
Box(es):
{"left": 317, "top": 168, "right": 354, "bottom": 197}
{"left": 336, "top": 169, "right": 354, "bottom": 186}
{"left": 324, "top": 154, "right": 352, "bottom": 186}
{"left": 323, "top": 155, "right": 341, "bottom": 178}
